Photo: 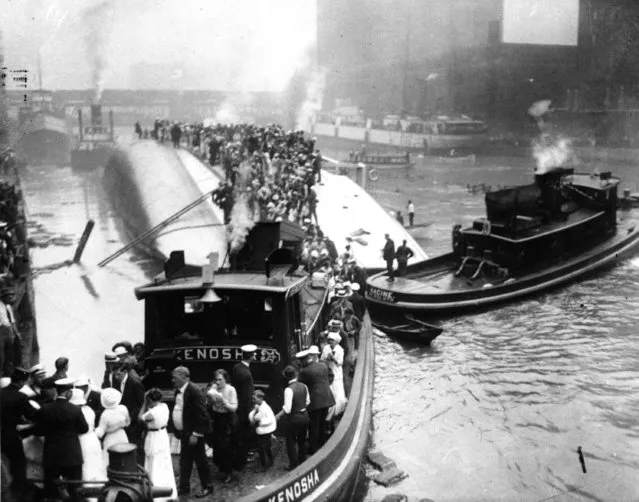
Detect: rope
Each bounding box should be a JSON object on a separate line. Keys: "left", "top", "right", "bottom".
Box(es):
{"left": 106, "top": 465, "right": 153, "bottom": 501}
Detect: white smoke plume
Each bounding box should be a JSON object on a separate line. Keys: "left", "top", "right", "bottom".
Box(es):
{"left": 296, "top": 67, "right": 327, "bottom": 131}
{"left": 83, "top": 0, "right": 115, "bottom": 103}
{"left": 528, "top": 99, "right": 578, "bottom": 174}
{"left": 227, "top": 160, "right": 257, "bottom": 253}
{"left": 532, "top": 137, "right": 577, "bottom": 174}
{"left": 213, "top": 93, "right": 256, "bottom": 124}
{"left": 228, "top": 192, "right": 256, "bottom": 253}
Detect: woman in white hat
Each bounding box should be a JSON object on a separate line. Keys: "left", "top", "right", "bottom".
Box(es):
{"left": 69, "top": 388, "right": 106, "bottom": 489}
{"left": 320, "top": 333, "right": 347, "bottom": 418}
{"left": 95, "top": 388, "right": 130, "bottom": 467}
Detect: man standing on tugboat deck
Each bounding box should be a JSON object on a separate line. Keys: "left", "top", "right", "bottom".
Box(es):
{"left": 298, "top": 346, "right": 335, "bottom": 455}
{"left": 231, "top": 344, "right": 256, "bottom": 471}
{"left": 171, "top": 366, "right": 214, "bottom": 499}
{"left": 383, "top": 234, "right": 396, "bottom": 281}
{"left": 395, "top": 239, "right": 415, "bottom": 277}
{"left": 35, "top": 378, "right": 88, "bottom": 500}
{"left": 276, "top": 364, "right": 310, "bottom": 470}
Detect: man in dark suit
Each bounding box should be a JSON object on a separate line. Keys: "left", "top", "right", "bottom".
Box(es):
{"left": 115, "top": 358, "right": 145, "bottom": 457}
{"left": 101, "top": 352, "right": 120, "bottom": 389}
{"left": 35, "top": 378, "right": 88, "bottom": 500}
{"left": 231, "top": 344, "right": 256, "bottom": 471}
{"left": 171, "top": 366, "right": 214, "bottom": 499}
{"left": 348, "top": 283, "right": 366, "bottom": 321}
{"left": 383, "top": 233, "right": 396, "bottom": 281}
{"left": 0, "top": 368, "right": 35, "bottom": 493}
{"left": 298, "top": 346, "right": 335, "bottom": 455}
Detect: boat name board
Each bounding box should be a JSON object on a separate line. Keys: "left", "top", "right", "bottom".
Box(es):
{"left": 268, "top": 469, "right": 320, "bottom": 502}
{"left": 179, "top": 346, "right": 281, "bottom": 363}
{"left": 367, "top": 287, "right": 397, "bottom": 303}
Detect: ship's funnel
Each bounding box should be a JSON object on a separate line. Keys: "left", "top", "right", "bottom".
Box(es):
{"left": 91, "top": 104, "right": 103, "bottom": 126}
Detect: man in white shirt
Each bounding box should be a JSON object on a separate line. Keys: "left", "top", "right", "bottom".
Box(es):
{"left": 248, "top": 389, "right": 276, "bottom": 472}
{"left": 407, "top": 200, "right": 415, "bottom": 227}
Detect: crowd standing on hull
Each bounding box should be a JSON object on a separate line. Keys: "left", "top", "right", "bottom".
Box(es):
{"left": 2, "top": 122, "right": 372, "bottom": 501}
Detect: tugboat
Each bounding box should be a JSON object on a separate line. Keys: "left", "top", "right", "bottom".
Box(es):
{"left": 366, "top": 166, "right": 639, "bottom": 316}
{"left": 15, "top": 89, "right": 71, "bottom": 165}
{"left": 70, "top": 104, "right": 115, "bottom": 171}
{"left": 135, "top": 220, "right": 374, "bottom": 502}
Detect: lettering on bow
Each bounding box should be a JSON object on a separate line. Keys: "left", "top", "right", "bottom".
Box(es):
{"left": 268, "top": 469, "right": 321, "bottom": 502}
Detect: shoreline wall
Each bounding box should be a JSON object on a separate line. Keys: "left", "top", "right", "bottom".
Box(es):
{"left": 0, "top": 151, "right": 38, "bottom": 373}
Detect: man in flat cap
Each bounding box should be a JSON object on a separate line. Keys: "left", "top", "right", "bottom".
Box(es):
{"left": 231, "top": 344, "right": 256, "bottom": 470}
{"left": 0, "top": 368, "right": 35, "bottom": 494}
{"left": 35, "top": 378, "right": 88, "bottom": 500}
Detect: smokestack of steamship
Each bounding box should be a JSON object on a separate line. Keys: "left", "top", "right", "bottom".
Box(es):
{"left": 71, "top": 97, "right": 116, "bottom": 171}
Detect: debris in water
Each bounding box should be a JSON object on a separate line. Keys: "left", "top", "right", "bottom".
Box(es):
{"left": 367, "top": 449, "right": 408, "bottom": 487}
{"left": 578, "top": 446, "right": 587, "bottom": 473}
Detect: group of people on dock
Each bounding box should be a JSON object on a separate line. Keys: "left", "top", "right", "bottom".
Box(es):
{"left": 0, "top": 148, "right": 34, "bottom": 383}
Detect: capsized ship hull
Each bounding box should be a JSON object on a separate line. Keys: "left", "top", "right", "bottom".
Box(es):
{"left": 103, "top": 141, "right": 227, "bottom": 266}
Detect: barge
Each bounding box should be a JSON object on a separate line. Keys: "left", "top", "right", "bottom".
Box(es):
{"left": 366, "top": 167, "right": 639, "bottom": 316}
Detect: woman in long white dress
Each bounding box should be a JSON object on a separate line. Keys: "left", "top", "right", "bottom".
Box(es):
{"left": 321, "top": 332, "right": 347, "bottom": 418}
{"left": 70, "top": 389, "right": 106, "bottom": 484}
{"left": 95, "top": 388, "right": 130, "bottom": 467}
{"left": 139, "top": 388, "right": 177, "bottom": 502}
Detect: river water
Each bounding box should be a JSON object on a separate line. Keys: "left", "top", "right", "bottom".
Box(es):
{"left": 23, "top": 140, "right": 639, "bottom": 502}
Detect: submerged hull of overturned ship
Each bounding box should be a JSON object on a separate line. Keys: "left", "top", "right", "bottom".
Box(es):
{"left": 103, "top": 141, "right": 228, "bottom": 266}
{"left": 366, "top": 168, "right": 639, "bottom": 316}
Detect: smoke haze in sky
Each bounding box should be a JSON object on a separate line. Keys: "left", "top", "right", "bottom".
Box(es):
{"left": 0, "top": 0, "right": 316, "bottom": 91}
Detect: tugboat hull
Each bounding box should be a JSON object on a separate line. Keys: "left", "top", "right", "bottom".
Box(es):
{"left": 367, "top": 211, "right": 639, "bottom": 315}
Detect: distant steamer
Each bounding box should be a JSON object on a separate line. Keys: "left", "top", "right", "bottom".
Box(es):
{"left": 70, "top": 104, "right": 116, "bottom": 171}
{"left": 15, "top": 90, "right": 71, "bottom": 165}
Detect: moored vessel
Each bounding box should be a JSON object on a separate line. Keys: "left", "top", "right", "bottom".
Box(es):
{"left": 70, "top": 105, "right": 116, "bottom": 171}
{"left": 366, "top": 166, "right": 639, "bottom": 317}
{"left": 136, "top": 220, "right": 374, "bottom": 502}
{"left": 15, "top": 90, "right": 70, "bottom": 165}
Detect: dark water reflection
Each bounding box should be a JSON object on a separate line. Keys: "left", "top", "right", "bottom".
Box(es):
{"left": 22, "top": 147, "right": 639, "bottom": 502}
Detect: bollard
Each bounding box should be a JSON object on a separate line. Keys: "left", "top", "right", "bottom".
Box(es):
{"left": 78, "top": 443, "right": 173, "bottom": 502}
{"left": 73, "top": 220, "right": 95, "bottom": 264}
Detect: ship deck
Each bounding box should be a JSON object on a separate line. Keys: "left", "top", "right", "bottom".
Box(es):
{"left": 171, "top": 314, "right": 368, "bottom": 502}
{"left": 367, "top": 209, "right": 639, "bottom": 299}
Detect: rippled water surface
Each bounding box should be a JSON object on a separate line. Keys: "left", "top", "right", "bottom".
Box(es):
{"left": 23, "top": 143, "right": 639, "bottom": 502}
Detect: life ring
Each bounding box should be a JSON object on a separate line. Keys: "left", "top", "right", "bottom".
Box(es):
{"left": 481, "top": 219, "right": 491, "bottom": 235}
{"left": 368, "top": 169, "right": 379, "bottom": 182}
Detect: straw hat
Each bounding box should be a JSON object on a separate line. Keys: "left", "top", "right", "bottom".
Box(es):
{"left": 307, "top": 345, "right": 321, "bottom": 355}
